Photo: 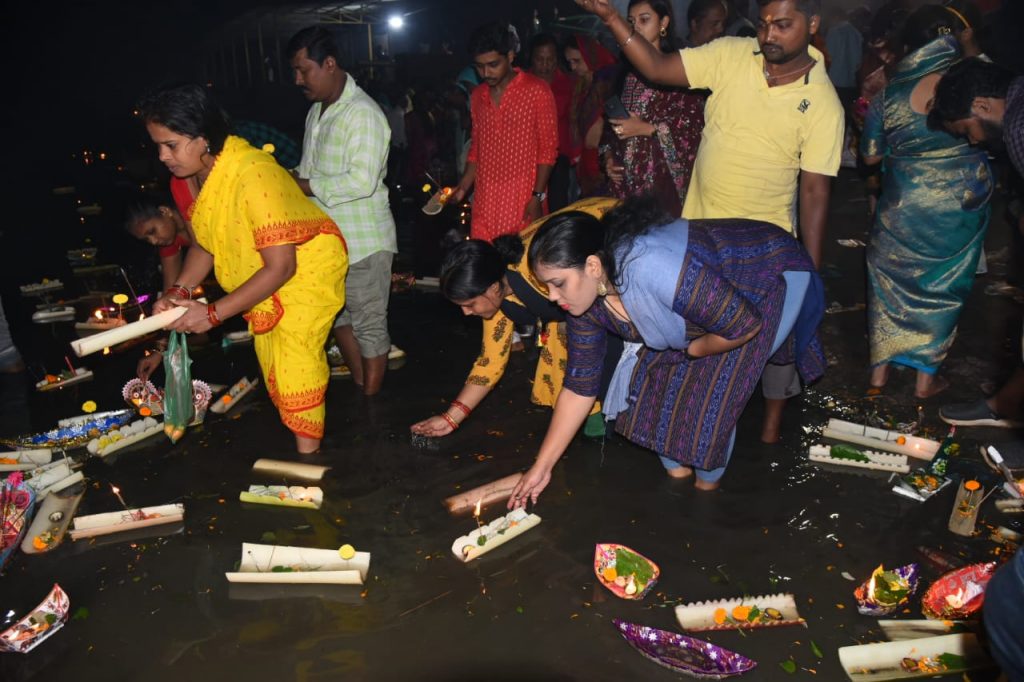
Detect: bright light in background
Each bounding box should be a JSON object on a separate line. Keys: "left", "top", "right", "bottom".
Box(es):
{"left": 388, "top": 15, "right": 404, "bottom": 29}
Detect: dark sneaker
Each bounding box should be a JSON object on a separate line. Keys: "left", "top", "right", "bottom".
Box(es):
{"left": 939, "top": 399, "right": 1023, "bottom": 428}
{"left": 981, "top": 441, "right": 1024, "bottom": 473}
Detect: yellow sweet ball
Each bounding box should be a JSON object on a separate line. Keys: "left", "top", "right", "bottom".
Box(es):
{"left": 82, "top": 400, "right": 97, "bottom": 413}
{"left": 421, "top": 183, "right": 432, "bottom": 193}
{"left": 338, "top": 544, "right": 356, "bottom": 560}
{"left": 112, "top": 293, "right": 129, "bottom": 305}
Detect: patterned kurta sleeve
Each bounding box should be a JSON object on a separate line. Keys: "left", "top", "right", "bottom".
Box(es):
{"left": 239, "top": 161, "right": 338, "bottom": 250}
{"left": 533, "top": 83, "right": 559, "bottom": 167}
{"left": 466, "top": 311, "right": 514, "bottom": 387}
{"left": 673, "top": 253, "right": 763, "bottom": 341}
{"left": 562, "top": 309, "right": 609, "bottom": 398}
{"left": 859, "top": 90, "right": 887, "bottom": 159}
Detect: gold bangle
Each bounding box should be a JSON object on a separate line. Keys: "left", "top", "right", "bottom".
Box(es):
{"left": 620, "top": 25, "right": 637, "bottom": 49}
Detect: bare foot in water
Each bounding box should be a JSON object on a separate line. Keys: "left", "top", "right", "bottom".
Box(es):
{"left": 694, "top": 478, "right": 721, "bottom": 491}
{"left": 914, "top": 374, "right": 949, "bottom": 399}
{"left": 666, "top": 465, "right": 694, "bottom": 480}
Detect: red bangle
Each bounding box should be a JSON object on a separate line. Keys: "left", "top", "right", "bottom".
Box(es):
{"left": 165, "top": 285, "right": 190, "bottom": 300}
{"left": 440, "top": 412, "right": 460, "bottom": 431}
{"left": 449, "top": 400, "right": 472, "bottom": 418}
{"left": 207, "top": 303, "right": 222, "bottom": 327}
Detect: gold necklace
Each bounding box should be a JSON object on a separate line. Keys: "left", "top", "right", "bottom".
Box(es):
{"left": 763, "top": 56, "right": 815, "bottom": 83}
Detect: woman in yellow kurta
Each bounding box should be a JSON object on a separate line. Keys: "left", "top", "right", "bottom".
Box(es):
{"left": 140, "top": 84, "right": 347, "bottom": 453}
{"left": 411, "top": 197, "right": 617, "bottom": 438}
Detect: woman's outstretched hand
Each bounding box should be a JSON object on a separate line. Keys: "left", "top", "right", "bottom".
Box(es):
{"left": 575, "top": 0, "right": 618, "bottom": 21}
{"left": 136, "top": 351, "right": 162, "bottom": 381}
{"left": 507, "top": 462, "right": 552, "bottom": 509}
{"left": 410, "top": 415, "right": 456, "bottom": 437}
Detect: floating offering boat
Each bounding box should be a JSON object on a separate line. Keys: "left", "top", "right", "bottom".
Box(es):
{"left": 210, "top": 376, "right": 258, "bottom": 415}
{"left": 85, "top": 417, "right": 163, "bottom": 457}
{"left": 239, "top": 485, "right": 323, "bottom": 510}
{"left": 2, "top": 410, "right": 134, "bottom": 450}
{"left": 613, "top": 619, "right": 757, "bottom": 679}
{"left": 0, "top": 475, "right": 36, "bottom": 571}
{"left": 451, "top": 507, "right": 542, "bottom": 563}
{"left": 892, "top": 470, "right": 952, "bottom": 503}
{"left": 0, "top": 584, "right": 70, "bottom": 654}
{"left": 594, "top": 543, "right": 660, "bottom": 600}
{"left": 69, "top": 503, "right": 184, "bottom": 540}
{"left": 422, "top": 186, "right": 454, "bottom": 215}
{"left": 24, "top": 460, "right": 83, "bottom": 500}
{"left": 823, "top": 418, "right": 939, "bottom": 461}
{"left": 854, "top": 564, "right": 919, "bottom": 616}
{"left": 808, "top": 444, "right": 910, "bottom": 474}
{"left": 251, "top": 459, "right": 330, "bottom": 483}
{"left": 19, "top": 280, "right": 63, "bottom": 296}
{"left": 31, "top": 306, "right": 75, "bottom": 323}
{"left": 443, "top": 473, "right": 522, "bottom": 514}
{"left": 838, "top": 633, "right": 992, "bottom": 681}
{"left": 122, "top": 378, "right": 164, "bottom": 416}
{"left": 921, "top": 563, "right": 996, "bottom": 620}
{"left": 675, "top": 593, "right": 804, "bottom": 632}
{"left": 21, "top": 487, "right": 84, "bottom": 554}
{"left": 35, "top": 368, "right": 93, "bottom": 392}
{"left": 225, "top": 542, "right": 370, "bottom": 585}
{"left": 0, "top": 450, "right": 53, "bottom": 472}
{"left": 877, "top": 620, "right": 967, "bottom": 642}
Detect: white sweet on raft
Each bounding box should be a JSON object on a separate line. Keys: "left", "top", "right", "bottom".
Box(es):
{"left": 86, "top": 417, "right": 160, "bottom": 454}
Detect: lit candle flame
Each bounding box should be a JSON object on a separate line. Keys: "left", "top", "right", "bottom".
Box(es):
{"left": 110, "top": 484, "right": 129, "bottom": 510}
{"left": 93, "top": 309, "right": 104, "bottom": 320}
{"left": 138, "top": 312, "right": 146, "bottom": 321}
{"left": 102, "top": 347, "right": 111, "bottom": 355}
{"left": 865, "top": 564, "right": 882, "bottom": 602}
{"left": 473, "top": 498, "right": 482, "bottom": 519}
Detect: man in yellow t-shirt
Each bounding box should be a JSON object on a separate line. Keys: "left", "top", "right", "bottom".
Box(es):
{"left": 577, "top": 0, "right": 843, "bottom": 444}
{"left": 680, "top": 35, "right": 843, "bottom": 235}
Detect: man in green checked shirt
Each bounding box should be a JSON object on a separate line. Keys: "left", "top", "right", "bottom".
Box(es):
{"left": 288, "top": 26, "right": 398, "bottom": 395}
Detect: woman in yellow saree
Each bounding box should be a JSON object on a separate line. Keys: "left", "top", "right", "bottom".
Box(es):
{"left": 140, "top": 84, "right": 347, "bottom": 453}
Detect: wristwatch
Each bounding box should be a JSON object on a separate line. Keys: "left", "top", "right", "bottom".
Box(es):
{"left": 531, "top": 190, "right": 547, "bottom": 202}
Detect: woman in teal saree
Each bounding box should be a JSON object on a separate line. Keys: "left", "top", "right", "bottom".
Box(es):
{"left": 861, "top": 18, "right": 993, "bottom": 398}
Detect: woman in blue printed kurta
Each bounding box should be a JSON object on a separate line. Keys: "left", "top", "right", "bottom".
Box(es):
{"left": 507, "top": 198, "right": 825, "bottom": 506}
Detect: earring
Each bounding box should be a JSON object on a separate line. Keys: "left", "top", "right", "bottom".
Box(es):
{"left": 597, "top": 281, "right": 608, "bottom": 297}
{"left": 660, "top": 26, "right": 667, "bottom": 37}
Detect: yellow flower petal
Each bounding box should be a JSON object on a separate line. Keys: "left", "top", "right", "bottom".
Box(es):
{"left": 339, "top": 544, "right": 356, "bottom": 560}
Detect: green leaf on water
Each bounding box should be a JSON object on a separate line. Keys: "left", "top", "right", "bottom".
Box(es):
{"left": 780, "top": 659, "right": 797, "bottom": 674}
{"left": 259, "top": 531, "right": 277, "bottom": 544}
{"left": 71, "top": 607, "right": 90, "bottom": 621}
{"left": 811, "top": 640, "right": 823, "bottom": 658}
{"left": 515, "top": 606, "right": 524, "bottom": 615}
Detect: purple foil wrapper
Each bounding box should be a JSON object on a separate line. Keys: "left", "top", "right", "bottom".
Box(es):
{"left": 854, "top": 563, "right": 920, "bottom": 616}
{"left": 613, "top": 619, "right": 757, "bottom": 679}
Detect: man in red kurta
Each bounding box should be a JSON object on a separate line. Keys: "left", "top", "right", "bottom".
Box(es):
{"left": 453, "top": 22, "right": 558, "bottom": 242}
